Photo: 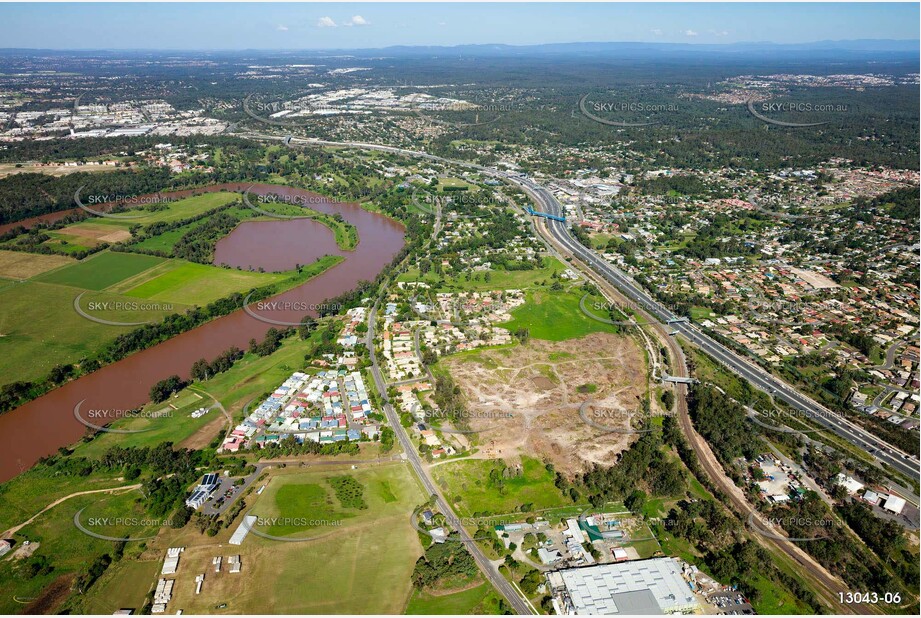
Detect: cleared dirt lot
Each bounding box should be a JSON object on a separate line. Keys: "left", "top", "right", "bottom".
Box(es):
{"left": 57, "top": 222, "right": 133, "bottom": 244}
{"left": 443, "top": 332, "right": 648, "bottom": 475}
{"left": 0, "top": 163, "right": 119, "bottom": 178}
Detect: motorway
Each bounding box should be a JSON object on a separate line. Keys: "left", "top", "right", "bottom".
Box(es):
{"left": 518, "top": 178, "right": 920, "bottom": 484}
{"left": 245, "top": 130, "right": 918, "bottom": 483}
{"left": 242, "top": 130, "right": 916, "bottom": 609}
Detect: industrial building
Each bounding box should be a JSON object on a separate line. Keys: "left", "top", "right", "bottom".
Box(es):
{"left": 546, "top": 557, "right": 700, "bottom": 615}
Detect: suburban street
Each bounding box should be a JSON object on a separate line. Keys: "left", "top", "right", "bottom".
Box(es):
{"left": 518, "top": 177, "right": 921, "bottom": 484}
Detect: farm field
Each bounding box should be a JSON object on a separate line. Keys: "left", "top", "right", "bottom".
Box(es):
{"left": 163, "top": 464, "right": 426, "bottom": 614}
{"left": 34, "top": 251, "right": 167, "bottom": 290}
{"left": 0, "top": 280, "right": 192, "bottom": 384}
{"left": 88, "top": 192, "right": 240, "bottom": 227}
{"left": 0, "top": 249, "right": 74, "bottom": 279}
{"left": 0, "top": 244, "right": 340, "bottom": 386}
{"left": 120, "top": 261, "right": 286, "bottom": 306}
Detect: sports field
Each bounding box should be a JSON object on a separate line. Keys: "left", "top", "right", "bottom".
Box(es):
{"left": 164, "top": 464, "right": 426, "bottom": 614}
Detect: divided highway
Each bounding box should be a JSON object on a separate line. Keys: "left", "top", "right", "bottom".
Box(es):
{"left": 518, "top": 178, "right": 920, "bottom": 483}
{"left": 244, "top": 133, "right": 918, "bottom": 493}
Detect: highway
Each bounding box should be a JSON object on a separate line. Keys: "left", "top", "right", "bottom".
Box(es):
{"left": 244, "top": 130, "right": 919, "bottom": 483}
{"left": 519, "top": 178, "right": 920, "bottom": 483}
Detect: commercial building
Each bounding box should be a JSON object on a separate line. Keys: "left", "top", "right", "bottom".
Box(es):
{"left": 547, "top": 557, "right": 699, "bottom": 615}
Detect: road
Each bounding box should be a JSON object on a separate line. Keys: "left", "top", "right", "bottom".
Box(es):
{"left": 241, "top": 130, "right": 914, "bottom": 610}
{"left": 243, "top": 129, "right": 918, "bottom": 483}
{"left": 520, "top": 178, "right": 919, "bottom": 483}
{"left": 365, "top": 296, "right": 533, "bottom": 615}
{"left": 528, "top": 206, "right": 868, "bottom": 614}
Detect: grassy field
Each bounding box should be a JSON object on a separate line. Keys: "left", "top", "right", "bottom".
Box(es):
{"left": 404, "top": 581, "right": 505, "bottom": 614}
{"left": 0, "top": 280, "right": 192, "bottom": 384}
{"left": 432, "top": 456, "right": 571, "bottom": 516}
{"left": 34, "top": 251, "right": 166, "bottom": 290}
{"left": 0, "top": 250, "right": 75, "bottom": 280}
{"left": 0, "top": 248, "right": 340, "bottom": 387}
{"left": 70, "top": 558, "right": 161, "bottom": 614}
{"left": 397, "top": 256, "right": 568, "bottom": 291}
{"left": 164, "top": 464, "right": 426, "bottom": 614}
{"left": 73, "top": 389, "right": 224, "bottom": 459}
{"left": 0, "top": 487, "right": 160, "bottom": 615}
{"left": 94, "top": 192, "right": 240, "bottom": 227}
{"left": 121, "top": 261, "right": 286, "bottom": 306}
{"left": 0, "top": 466, "right": 126, "bottom": 534}
{"left": 499, "top": 288, "right": 614, "bottom": 341}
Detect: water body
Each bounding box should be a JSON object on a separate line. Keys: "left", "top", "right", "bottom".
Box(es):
{"left": 214, "top": 218, "right": 348, "bottom": 273}
{"left": 0, "top": 183, "right": 404, "bottom": 481}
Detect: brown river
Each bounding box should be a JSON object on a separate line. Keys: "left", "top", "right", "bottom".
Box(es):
{"left": 0, "top": 183, "right": 404, "bottom": 481}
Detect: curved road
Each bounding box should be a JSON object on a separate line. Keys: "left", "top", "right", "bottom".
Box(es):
{"left": 241, "top": 130, "right": 916, "bottom": 612}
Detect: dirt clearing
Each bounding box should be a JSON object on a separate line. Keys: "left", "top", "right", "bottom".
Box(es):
{"left": 442, "top": 332, "right": 648, "bottom": 475}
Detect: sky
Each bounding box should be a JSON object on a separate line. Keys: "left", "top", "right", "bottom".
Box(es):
{"left": 0, "top": 2, "right": 917, "bottom": 50}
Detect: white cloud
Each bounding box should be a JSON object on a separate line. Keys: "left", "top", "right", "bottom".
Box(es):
{"left": 709, "top": 29, "right": 729, "bottom": 36}
{"left": 345, "top": 15, "right": 370, "bottom": 27}
{"left": 438, "top": 21, "right": 447, "bottom": 27}
{"left": 317, "top": 16, "right": 337, "bottom": 28}
{"left": 684, "top": 29, "right": 698, "bottom": 36}
{"left": 650, "top": 28, "right": 663, "bottom": 36}
{"left": 276, "top": 25, "right": 289, "bottom": 32}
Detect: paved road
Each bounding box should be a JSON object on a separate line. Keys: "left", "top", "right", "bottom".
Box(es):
{"left": 365, "top": 296, "right": 532, "bottom": 615}
{"left": 519, "top": 178, "right": 919, "bottom": 483}
{"left": 530, "top": 208, "right": 867, "bottom": 614}
{"left": 242, "top": 130, "right": 917, "bottom": 483}
{"left": 239, "top": 130, "right": 914, "bottom": 610}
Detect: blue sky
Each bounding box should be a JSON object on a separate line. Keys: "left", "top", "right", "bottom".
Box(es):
{"left": 0, "top": 2, "right": 917, "bottom": 50}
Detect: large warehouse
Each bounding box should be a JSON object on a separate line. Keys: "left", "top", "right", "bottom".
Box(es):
{"left": 546, "top": 557, "right": 700, "bottom": 615}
